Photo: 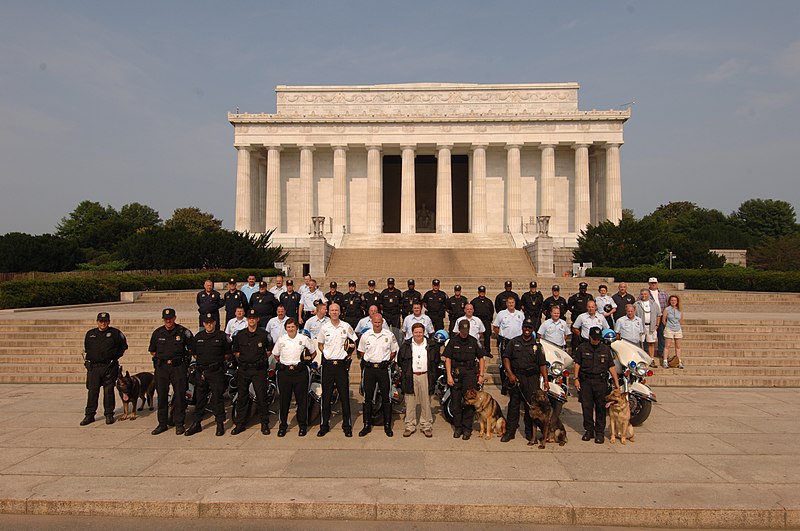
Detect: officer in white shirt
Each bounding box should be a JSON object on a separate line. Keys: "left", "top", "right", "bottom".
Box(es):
{"left": 402, "top": 302, "right": 434, "bottom": 339}
{"left": 492, "top": 297, "right": 525, "bottom": 394}
{"left": 595, "top": 284, "right": 617, "bottom": 328}
{"left": 357, "top": 313, "right": 399, "bottom": 437}
{"left": 224, "top": 306, "right": 248, "bottom": 341}
{"left": 272, "top": 318, "right": 316, "bottom": 437}
{"left": 316, "top": 303, "right": 358, "bottom": 437}
{"left": 572, "top": 301, "right": 607, "bottom": 344}
{"left": 615, "top": 303, "right": 645, "bottom": 347}
{"left": 298, "top": 274, "right": 312, "bottom": 296}
{"left": 298, "top": 279, "right": 327, "bottom": 325}
{"left": 302, "top": 302, "right": 329, "bottom": 340}
{"left": 268, "top": 274, "right": 287, "bottom": 298}
{"left": 356, "top": 305, "right": 388, "bottom": 335}
{"left": 537, "top": 306, "right": 571, "bottom": 348}
{"left": 452, "top": 303, "right": 486, "bottom": 341}
{"left": 266, "top": 305, "right": 289, "bottom": 345}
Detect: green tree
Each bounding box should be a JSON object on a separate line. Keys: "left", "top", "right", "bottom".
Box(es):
{"left": 118, "top": 203, "right": 162, "bottom": 234}
{"left": 56, "top": 201, "right": 116, "bottom": 250}
{"left": 733, "top": 199, "right": 797, "bottom": 239}
{"left": 749, "top": 234, "right": 800, "bottom": 271}
{"left": 165, "top": 207, "right": 223, "bottom": 235}
{"left": 0, "top": 233, "right": 83, "bottom": 272}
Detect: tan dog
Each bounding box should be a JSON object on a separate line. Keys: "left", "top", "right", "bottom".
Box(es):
{"left": 605, "top": 387, "right": 635, "bottom": 444}
{"left": 463, "top": 388, "right": 506, "bottom": 439}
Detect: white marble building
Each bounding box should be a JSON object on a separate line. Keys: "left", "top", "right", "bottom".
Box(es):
{"left": 229, "top": 82, "right": 628, "bottom": 248}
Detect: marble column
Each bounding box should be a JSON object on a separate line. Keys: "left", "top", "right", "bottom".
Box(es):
{"left": 589, "top": 153, "right": 599, "bottom": 225}
{"left": 249, "top": 152, "right": 260, "bottom": 232}
{"left": 436, "top": 144, "right": 453, "bottom": 234}
{"left": 234, "top": 146, "right": 252, "bottom": 232}
{"left": 265, "top": 146, "right": 282, "bottom": 231}
{"left": 505, "top": 144, "right": 522, "bottom": 233}
{"left": 257, "top": 154, "right": 267, "bottom": 233}
{"left": 333, "top": 145, "right": 348, "bottom": 233}
{"left": 573, "top": 143, "right": 591, "bottom": 234}
{"left": 366, "top": 145, "right": 382, "bottom": 234}
{"left": 470, "top": 144, "right": 487, "bottom": 233}
{"left": 401, "top": 145, "right": 416, "bottom": 234}
{"left": 605, "top": 143, "right": 622, "bottom": 224}
{"left": 299, "top": 146, "right": 315, "bottom": 234}
{"left": 539, "top": 144, "right": 556, "bottom": 222}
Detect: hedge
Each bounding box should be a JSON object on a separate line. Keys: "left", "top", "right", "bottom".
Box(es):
{"left": 0, "top": 268, "right": 281, "bottom": 310}
{"left": 586, "top": 267, "right": 800, "bottom": 292}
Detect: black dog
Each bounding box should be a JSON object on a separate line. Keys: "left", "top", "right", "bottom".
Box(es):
{"left": 115, "top": 369, "right": 155, "bottom": 420}
{"left": 526, "top": 389, "right": 568, "bottom": 449}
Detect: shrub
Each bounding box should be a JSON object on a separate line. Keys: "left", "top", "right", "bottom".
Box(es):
{"left": 586, "top": 267, "right": 800, "bottom": 292}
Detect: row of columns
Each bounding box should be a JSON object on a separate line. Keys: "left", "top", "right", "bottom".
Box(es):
{"left": 235, "top": 142, "right": 622, "bottom": 234}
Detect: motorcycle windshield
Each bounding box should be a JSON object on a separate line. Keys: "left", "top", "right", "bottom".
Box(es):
{"left": 539, "top": 339, "right": 575, "bottom": 370}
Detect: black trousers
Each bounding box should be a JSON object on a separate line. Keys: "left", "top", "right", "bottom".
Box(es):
{"left": 479, "top": 319, "right": 492, "bottom": 355}
{"left": 383, "top": 312, "right": 401, "bottom": 329}
{"left": 450, "top": 369, "right": 478, "bottom": 432}
{"left": 321, "top": 361, "right": 351, "bottom": 429}
{"left": 85, "top": 362, "right": 117, "bottom": 417}
{"left": 497, "top": 338, "right": 510, "bottom": 391}
{"left": 277, "top": 365, "right": 309, "bottom": 429}
{"left": 362, "top": 364, "right": 391, "bottom": 426}
{"left": 156, "top": 362, "right": 187, "bottom": 428}
{"left": 343, "top": 316, "right": 361, "bottom": 330}
{"left": 506, "top": 372, "right": 535, "bottom": 438}
{"left": 429, "top": 314, "right": 445, "bottom": 332}
{"left": 579, "top": 374, "right": 608, "bottom": 434}
{"left": 192, "top": 366, "right": 226, "bottom": 423}
{"left": 236, "top": 366, "right": 269, "bottom": 425}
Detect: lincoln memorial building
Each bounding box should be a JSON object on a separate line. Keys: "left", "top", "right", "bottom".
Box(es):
{"left": 229, "top": 83, "right": 629, "bottom": 276}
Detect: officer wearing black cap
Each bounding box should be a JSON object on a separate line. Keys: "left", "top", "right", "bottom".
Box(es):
{"left": 81, "top": 312, "right": 128, "bottom": 426}
{"left": 520, "top": 281, "right": 544, "bottom": 330}
{"left": 443, "top": 319, "right": 485, "bottom": 440}
{"left": 326, "top": 281, "right": 345, "bottom": 310}
{"left": 231, "top": 309, "right": 274, "bottom": 435}
{"left": 186, "top": 313, "right": 231, "bottom": 436}
{"left": 501, "top": 318, "right": 548, "bottom": 443}
{"left": 279, "top": 279, "right": 301, "bottom": 321}
{"left": 422, "top": 279, "right": 448, "bottom": 331}
{"left": 250, "top": 281, "right": 278, "bottom": 329}
{"left": 380, "top": 278, "right": 402, "bottom": 328}
{"left": 401, "top": 279, "right": 422, "bottom": 320}
{"left": 149, "top": 308, "right": 193, "bottom": 435}
{"left": 341, "top": 280, "right": 364, "bottom": 330}
{"left": 543, "top": 284, "right": 568, "bottom": 321}
{"left": 495, "top": 280, "right": 520, "bottom": 313}
{"left": 446, "top": 285, "right": 468, "bottom": 330}
{"left": 574, "top": 326, "right": 620, "bottom": 444}
{"left": 223, "top": 278, "right": 248, "bottom": 326}
{"left": 470, "top": 286, "right": 495, "bottom": 357}
{"left": 197, "top": 279, "right": 224, "bottom": 328}
{"left": 568, "top": 282, "right": 594, "bottom": 353}
{"left": 362, "top": 280, "right": 380, "bottom": 315}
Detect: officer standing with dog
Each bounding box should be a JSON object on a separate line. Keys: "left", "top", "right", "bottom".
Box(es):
{"left": 443, "top": 320, "right": 486, "bottom": 440}
{"left": 574, "top": 326, "right": 620, "bottom": 444}
{"left": 81, "top": 312, "right": 128, "bottom": 426}
{"left": 317, "top": 303, "right": 358, "bottom": 437}
{"left": 501, "top": 318, "right": 548, "bottom": 443}
{"left": 186, "top": 313, "right": 231, "bottom": 436}
{"left": 231, "top": 309, "right": 274, "bottom": 436}
{"left": 149, "top": 308, "right": 193, "bottom": 435}
{"left": 357, "top": 312, "right": 399, "bottom": 437}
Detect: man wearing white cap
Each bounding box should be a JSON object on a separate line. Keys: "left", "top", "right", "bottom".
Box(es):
{"left": 648, "top": 277, "right": 669, "bottom": 360}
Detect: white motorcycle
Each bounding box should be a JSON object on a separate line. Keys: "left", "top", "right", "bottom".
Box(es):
{"left": 538, "top": 339, "right": 574, "bottom": 407}
{"left": 606, "top": 336, "right": 657, "bottom": 426}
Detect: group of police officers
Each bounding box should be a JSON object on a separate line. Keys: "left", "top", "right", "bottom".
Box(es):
{"left": 82, "top": 276, "right": 621, "bottom": 444}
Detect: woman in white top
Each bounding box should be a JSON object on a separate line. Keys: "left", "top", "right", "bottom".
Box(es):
{"left": 661, "top": 295, "right": 685, "bottom": 369}
{"left": 272, "top": 318, "right": 316, "bottom": 436}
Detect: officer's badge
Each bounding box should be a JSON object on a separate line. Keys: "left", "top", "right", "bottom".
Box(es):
{"left": 176, "top": 336, "right": 181, "bottom": 341}
{"left": 106, "top": 332, "right": 111, "bottom": 337}
{"left": 258, "top": 342, "right": 263, "bottom": 348}
{"left": 389, "top": 298, "right": 394, "bottom": 303}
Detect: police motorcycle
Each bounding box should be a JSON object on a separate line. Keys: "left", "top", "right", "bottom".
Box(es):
{"left": 601, "top": 328, "right": 657, "bottom": 426}
{"left": 538, "top": 337, "right": 574, "bottom": 415}
{"left": 431, "top": 330, "right": 456, "bottom": 424}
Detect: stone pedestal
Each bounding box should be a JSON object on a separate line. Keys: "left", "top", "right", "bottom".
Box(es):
{"left": 524, "top": 235, "right": 555, "bottom": 277}
{"left": 309, "top": 235, "right": 334, "bottom": 278}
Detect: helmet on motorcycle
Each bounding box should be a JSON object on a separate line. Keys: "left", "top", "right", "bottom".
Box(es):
{"left": 300, "top": 329, "right": 313, "bottom": 339}
{"left": 601, "top": 328, "right": 616, "bottom": 341}
{"left": 433, "top": 330, "right": 449, "bottom": 344}
{"left": 301, "top": 347, "right": 313, "bottom": 362}
{"left": 344, "top": 337, "right": 357, "bottom": 355}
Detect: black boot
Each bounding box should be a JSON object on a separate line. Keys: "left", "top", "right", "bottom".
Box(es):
{"left": 358, "top": 403, "right": 372, "bottom": 437}
{"left": 582, "top": 430, "right": 594, "bottom": 442}
{"left": 384, "top": 422, "right": 393, "bottom": 437}
{"left": 80, "top": 415, "right": 95, "bottom": 426}
{"left": 383, "top": 401, "right": 392, "bottom": 436}
{"left": 215, "top": 421, "right": 225, "bottom": 436}
{"left": 105, "top": 415, "right": 115, "bottom": 425}
{"left": 185, "top": 422, "right": 202, "bottom": 436}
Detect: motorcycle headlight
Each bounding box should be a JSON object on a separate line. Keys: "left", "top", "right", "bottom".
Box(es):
{"left": 550, "top": 361, "right": 563, "bottom": 376}
{"left": 635, "top": 362, "right": 647, "bottom": 377}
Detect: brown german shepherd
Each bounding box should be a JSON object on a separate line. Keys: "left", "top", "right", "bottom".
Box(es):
{"left": 605, "top": 387, "right": 635, "bottom": 444}
{"left": 463, "top": 388, "right": 506, "bottom": 440}
{"left": 115, "top": 369, "right": 155, "bottom": 420}
{"left": 526, "top": 389, "right": 568, "bottom": 449}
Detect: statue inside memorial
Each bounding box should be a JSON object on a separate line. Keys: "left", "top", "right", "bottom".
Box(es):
{"left": 416, "top": 202, "right": 435, "bottom": 233}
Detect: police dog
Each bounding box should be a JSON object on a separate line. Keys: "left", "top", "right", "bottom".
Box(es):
{"left": 463, "top": 388, "right": 506, "bottom": 440}
{"left": 115, "top": 369, "right": 155, "bottom": 420}
{"left": 605, "top": 387, "right": 635, "bottom": 444}
{"left": 526, "top": 389, "right": 568, "bottom": 449}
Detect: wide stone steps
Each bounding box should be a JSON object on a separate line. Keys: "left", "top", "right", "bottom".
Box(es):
{"left": 339, "top": 233, "right": 517, "bottom": 249}
{"left": 646, "top": 374, "right": 800, "bottom": 387}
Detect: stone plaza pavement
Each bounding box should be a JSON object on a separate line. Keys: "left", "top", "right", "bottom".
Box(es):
{"left": 0, "top": 384, "right": 798, "bottom": 529}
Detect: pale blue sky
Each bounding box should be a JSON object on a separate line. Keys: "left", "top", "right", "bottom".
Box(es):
{"left": 1, "top": 1, "right": 798, "bottom": 234}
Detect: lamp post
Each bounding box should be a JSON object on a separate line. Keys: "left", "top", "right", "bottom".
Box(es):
{"left": 668, "top": 251, "right": 677, "bottom": 270}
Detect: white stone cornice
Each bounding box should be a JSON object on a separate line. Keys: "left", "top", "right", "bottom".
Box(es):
{"left": 229, "top": 111, "right": 631, "bottom": 124}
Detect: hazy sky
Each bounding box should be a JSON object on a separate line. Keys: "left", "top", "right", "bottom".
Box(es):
{"left": 1, "top": 1, "right": 798, "bottom": 234}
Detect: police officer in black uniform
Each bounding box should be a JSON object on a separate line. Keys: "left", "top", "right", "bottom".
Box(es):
{"left": 279, "top": 279, "right": 302, "bottom": 322}
{"left": 543, "top": 284, "right": 569, "bottom": 321}
{"left": 520, "top": 281, "right": 544, "bottom": 330}
{"left": 500, "top": 318, "right": 548, "bottom": 442}
{"left": 443, "top": 320, "right": 485, "bottom": 440}
{"left": 326, "top": 281, "right": 345, "bottom": 310}
{"left": 149, "top": 308, "right": 193, "bottom": 435}
{"left": 380, "top": 278, "right": 402, "bottom": 328}
{"left": 341, "top": 280, "right": 364, "bottom": 330}
{"left": 494, "top": 280, "right": 520, "bottom": 313}
{"left": 470, "top": 286, "right": 495, "bottom": 357}
{"left": 231, "top": 309, "right": 274, "bottom": 435}
{"left": 186, "top": 313, "right": 231, "bottom": 437}
{"left": 197, "top": 279, "right": 224, "bottom": 328}
{"left": 567, "top": 282, "right": 594, "bottom": 353}
{"left": 446, "top": 285, "right": 468, "bottom": 330}
{"left": 422, "top": 279, "right": 448, "bottom": 331}
{"left": 223, "top": 278, "right": 248, "bottom": 326}
{"left": 250, "top": 281, "right": 278, "bottom": 329}
{"left": 401, "top": 279, "right": 422, "bottom": 320}
{"left": 362, "top": 280, "right": 380, "bottom": 315}
{"left": 574, "top": 326, "right": 620, "bottom": 444}
{"left": 81, "top": 312, "right": 127, "bottom": 426}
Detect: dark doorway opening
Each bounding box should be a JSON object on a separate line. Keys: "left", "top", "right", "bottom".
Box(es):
{"left": 452, "top": 155, "right": 469, "bottom": 233}
{"left": 415, "top": 155, "right": 437, "bottom": 233}
{"left": 382, "top": 156, "right": 401, "bottom": 233}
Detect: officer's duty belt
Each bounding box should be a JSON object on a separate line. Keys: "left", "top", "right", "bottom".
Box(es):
{"left": 366, "top": 361, "right": 390, "bottom": 369}
{"left": 323, "top": 359, "right": 346, "bottom": 366}
{"left": 581, "top": 373, "right": 607, "bottom": 379}
{"left": 197, "top": 362, "right": 222, "bottom": 372}
{"left": 515, "top": 367, "right": 538, "bottom": 376}
{"left": 239, "top": 360, "right": 266, "bottom": 370}
{"left": 160, "top": 358, "right": 184, "bottom": 366}
{"left": 279, "top": 363, "right": 300, "bottom": 371}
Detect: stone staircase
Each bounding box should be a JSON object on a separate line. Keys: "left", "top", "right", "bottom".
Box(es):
{"left": 339, "top": 233, "right": 517, "bottom": 249}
